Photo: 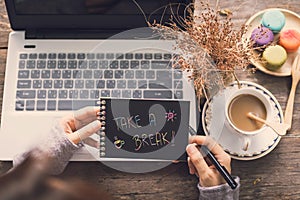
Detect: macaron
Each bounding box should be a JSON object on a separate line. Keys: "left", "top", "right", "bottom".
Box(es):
{"left": 261, "top": 10, "right": 286, "bottom": 33}
{"left": 262, "top": 45, "right": 287, "bottom": 71}
{"left": 251, "top": 26, "right": 274, "bottom": 46}
{"left": 279, "top": 29, "right": 300, "bottom": 52}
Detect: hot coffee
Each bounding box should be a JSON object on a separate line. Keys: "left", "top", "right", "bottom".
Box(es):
{"left": 228, "top": 94, "right": 267, "bottom": 132}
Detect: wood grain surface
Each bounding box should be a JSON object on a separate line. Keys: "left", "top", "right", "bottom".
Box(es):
{"left": 1, "top": 0, "right": 300, "bottom": 199}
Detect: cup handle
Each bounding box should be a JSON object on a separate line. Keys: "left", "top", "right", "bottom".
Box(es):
{"left": 242, "top": 137, "right": 251, "bottom": 151}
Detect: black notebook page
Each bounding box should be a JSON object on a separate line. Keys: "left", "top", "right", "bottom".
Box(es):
{"left": 99, "top": 98, "right": 190, "bottom": 160}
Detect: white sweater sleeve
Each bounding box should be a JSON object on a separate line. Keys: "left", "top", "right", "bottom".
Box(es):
{"left": 198, "top": 176, "right": 240, "bottom": 200}
{"left": 13, "top": 121, "right": 81, "bottom": 175}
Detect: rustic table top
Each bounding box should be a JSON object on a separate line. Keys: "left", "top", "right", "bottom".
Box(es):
{"left": 1, "top": 0, "right": 300, "bottom": 199}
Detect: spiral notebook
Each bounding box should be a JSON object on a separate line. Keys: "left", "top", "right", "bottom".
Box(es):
{"left": 98, "top": 98, "right": 190, "bottom": 161}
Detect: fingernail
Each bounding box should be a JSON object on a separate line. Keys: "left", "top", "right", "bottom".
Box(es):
{"left": 186, "top": 144, "right": 197, "bottom": 154}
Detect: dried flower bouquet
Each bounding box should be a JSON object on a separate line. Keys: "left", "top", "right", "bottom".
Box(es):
{"left": 150, "top": 1, "right": 257, "bottom": 101}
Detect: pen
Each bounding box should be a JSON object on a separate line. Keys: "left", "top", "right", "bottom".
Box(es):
{"left": 188, "top": 126, "right": 238, "bottom": 190}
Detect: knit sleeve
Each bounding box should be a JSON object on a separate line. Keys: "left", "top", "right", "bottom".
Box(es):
{"left": 198, "top": 176, "right": 240, "bottom": 200}
{"left": 13, "top": 120, "right": 81, "bottom": 175}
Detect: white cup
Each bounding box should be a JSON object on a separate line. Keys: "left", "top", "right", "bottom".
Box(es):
{"left": 225, "top": 88, "right": 273, "bottom": 151}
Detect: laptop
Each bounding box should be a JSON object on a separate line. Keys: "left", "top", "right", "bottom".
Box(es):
{"left": 0, "top": 0, "right": 197, "bottom": 161}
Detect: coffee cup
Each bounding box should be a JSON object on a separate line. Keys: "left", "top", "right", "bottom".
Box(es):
{"left": 225, "top": 87, "right": 273, "bottom": 151}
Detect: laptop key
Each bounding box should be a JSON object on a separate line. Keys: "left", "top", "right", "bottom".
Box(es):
{"left": 47, "top": 100, "right": 56, "bottom": 110}
{"left": 18, "top": 70, "right": 30, "bottom": 78}
{"left": 130, "top": 60, "right": 139, "bottom": 69}
{"left": 154, "top": 53, "right": 162, "bottom": 59}
{"left": 133, "top": 90, "right": 142, "bottom": 98}
{"left": 19, "top": 60, "right": 26, "bottom": 69}
{"left": 115, "top": 70, "right": 124, "bottom": 79}
{"left": 116, "top": 53, "right": 124, "bottom": 59}
{"left": 125, "top": 53, "right": 133, "bottom": 59}
{"left": 135, "top": 53, "right": 143, "bottom": 59}
{"left": 149, "top": 80, "right": 172, "bottom": 89}
{"left": 26, "top": 60, "right": 36, "bottom": 69}
{"left": 33, "top": 80, "right": 42, "bottom": 88}
{"left": 104, "top": 70, "right": 113, "bottom": 78}
{"left": 141, "top": 61, "right": 150, "bottom": 69}
{"left": 174, "top": 80, "right": 183, "bottom": 89}
{"left": 117, "top": 80, "right": 126, "bottom": 88}
{"left": 138, "top": 80, "right": 147, "bottom": 89}
{"left": 16, "top": 90, "right": 36, "bottom": 99}
{"left": 122, "top": 90, "right": 131, "bottom": 98}
{"left": 77, "top": 53, "right": 85, "bottom": 59}
{"left": 58, "top": 60, "right": 67, "bottom": 69}
{"left": 120, "top": 60, "right": 129, "bottom": 69}
{"left": 38, "top": 53, "right": 47, "bottom": 59}
{"left": 26, "top": 100, "right": 35, "bottom": 111}
{"left": 59, "top": 100, "right": 98, "bottom": 110}
{"left": 109, "top": 60, "right": 119, "bottom": 69}
{"left": 163, "top": 53, "right": 172, "bottom": 60}
{"left": 144, "top": 53, "right": 152, "bottom": 59}
{"left": 96, "top": 80, "right": 105, "bottom": 88}
{"left": 59, "top": 90, "right": 68, "bottom": 99}
{"left": 68, "top": 60, "right": 77, "bottom": 69}
{"left": 47, "top": 60, "right": 57, "bottom": 69}
{"left": 96, "top": 53, "right": 105, "bottom": 59}
{"left": 58, "top": 53, "right": 66, "bottom": 59}
{"left": 90, "top": 90, "right": 100, "bottom": 99}
{"left": 80, "top": 90, "right": 89, "bottom": 99}
{"left": 87, "top": 53, "right": 95, "bottom": 59}
{"left": 151, "top": 61, "right": 171, "bottom": 69}
{"left": 48, "top": 53, "right": 57, "bottom": 59}
{"left": 67, "top": 53, "right": 76, "bottom": 59}
{"left": 106, "top": 80, "right": 116, "bottom": 88}
{"left": 37, "top": 60, "right": 46, "bottom": 69}
{"left": 29, "top": 53, "right": 37, "bottom": 59}
{"left": 17, "top": 80, "right": 31, "bottom": 88}
{"left": 19, "top": 53, "right": 28, "bottom": 59}
{"left": 174, "top": 90, "right": 183, "bottom": 99}
{"left": 112, "top": 90, "right": 121, "bottom": 98}
{"left": 144, "top": 90, "right": 172, "bottom": 99}
{"left": 106, "top": 53, "right": 114, "bottom": 59}
{"left": 15, "top": 100, "right": 25, "bottom": 111}
{"left": 37, "top": 90, "right": 46, "bottom": 99}
{"left": 78, "top": 60, "right": 87, "bottom": 69}
{"left": 36, "top": 100, "right": 46, "bottom": 110}
{"left": 41, "top": 70, "right": 51, "bottom": 78}
{"left": 101, "top": 90, "right": 110, "bottom": 97}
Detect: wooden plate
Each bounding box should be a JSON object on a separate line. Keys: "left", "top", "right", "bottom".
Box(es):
{"left": 244, "top": 8, "right": 300, "bottom": 76}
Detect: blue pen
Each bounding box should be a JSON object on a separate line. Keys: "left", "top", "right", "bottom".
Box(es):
{"left": 188, "top": 126, "right": 238, "bottom": 190}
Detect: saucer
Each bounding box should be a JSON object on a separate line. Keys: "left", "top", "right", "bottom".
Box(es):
{"left": 202, "top": 81, "right": 283, "bottom": 160}
{"left": 244, "top": 8, "right": 300, "bottom": 76}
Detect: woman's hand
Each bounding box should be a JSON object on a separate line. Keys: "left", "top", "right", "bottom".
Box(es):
{"left": 60, "top": 106, "right": 101, "bottom": 147}
{"left": 186, "top": 136, "right": 232, "bottom": 187}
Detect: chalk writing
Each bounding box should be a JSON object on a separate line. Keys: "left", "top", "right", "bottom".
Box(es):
{"left": 132, "top": 131, "right": 175, "bottom": 151}
{"left": 113, "top": 113, "right": 156, "bottom": 131}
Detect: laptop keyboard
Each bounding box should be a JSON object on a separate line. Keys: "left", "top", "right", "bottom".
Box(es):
{"left": 15, "top": 52, "right": 184, "bottom": 111}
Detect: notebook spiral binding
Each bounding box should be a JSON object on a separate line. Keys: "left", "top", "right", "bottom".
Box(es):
{"left": 99, "top": 99, "right": 106, "bottom": 157}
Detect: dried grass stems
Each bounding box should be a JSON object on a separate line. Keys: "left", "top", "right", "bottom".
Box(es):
{"left": 150, "top": 1, "right": 258, "bottom": 100}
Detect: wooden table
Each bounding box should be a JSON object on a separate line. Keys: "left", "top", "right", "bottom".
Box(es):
{"left": 1, "top": 0, "right": 300, "bottom": 199}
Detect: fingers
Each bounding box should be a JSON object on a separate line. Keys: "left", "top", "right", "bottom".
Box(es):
{"left": 76, "top": 120, "right": 102, "bottom": 140}
{"left": 187, "top": 157, "right": 198, "bottom": 177}
{"left": 186, "top": 144, "right": 210, "bottom": 175}
{"left": 68, "top": 120, "right": 101, "bottom": 144}
{"left": 74, "top": 106, "right": 99, "bottom": 122}
{"left": 189, "top": 136, "right": 226, "bottom": 157}
{"left": 74, "top": 106, "right": 100, "bottom": 130}
{"left": 83, "top": 137, "right": 100, "bottom": 149}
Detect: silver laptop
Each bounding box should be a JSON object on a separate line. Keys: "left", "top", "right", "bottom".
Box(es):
{"left": 0, "top": 0, "right": 197, "bottom": 161}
